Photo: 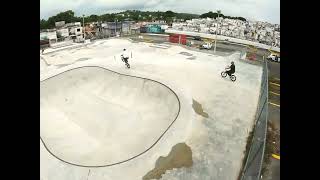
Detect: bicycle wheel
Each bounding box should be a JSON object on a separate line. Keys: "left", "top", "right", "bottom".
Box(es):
{"left": 230, "top": 75, "right": 236, "bottom": 82}
{"left": 221, "top": 71, "right": 227, "bottom": 78}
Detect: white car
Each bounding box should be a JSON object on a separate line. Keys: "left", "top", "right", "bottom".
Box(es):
{"left": 202, "top": 42, "right": 213, "bottom": 50}
{"left": 267, "top": 54, "right": 280, "bottom": 62}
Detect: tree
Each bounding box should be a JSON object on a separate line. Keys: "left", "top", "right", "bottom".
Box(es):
{"left": 237, "top": 17, "right": 246, "bottom": 21}
{"left": 199, "top": 11, "right": 246, "bottom": 21}
{"left": 99, "top": 13, "right": 111, "bottom": 22}
{"left": 40, "top": 19, "right": 48, "bottom": 30}
{"left": 41, "top": 9, "right": 248, "bottom": 30}
{"left": 199, "top": 11, "right": 223, "bottom": 19}
{"left": 165, "top": 10, "right": 175, "bottom": 18}
{"left": 88, "top": 15, "right": 99, "bottom": 22}
{"left": 175, "top": 13, "right": 199, "bottom": 21}
{"left": 54, "top": 10, "right": 75, "bottom": 23}
{"left": 45, "top": 10, "right": 77, "bottom": 28}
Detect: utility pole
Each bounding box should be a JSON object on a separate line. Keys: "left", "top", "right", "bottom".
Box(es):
{"left": 272, "top": 27, "right": 275, "bottom": 49}
{"left": 82, "top": 15, "right": 85, "bottom": 39}
{"left": 115, "top": 19, "right": 117, "bottom": 37}
{"left": 214, "top": 10, "right": 221, "bottom": 53}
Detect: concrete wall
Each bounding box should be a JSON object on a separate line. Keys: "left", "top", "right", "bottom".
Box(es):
{"left": 40, "top": 31, "right": 57, "bottom": 41}
{"left": 57, "top": 28, "right": 69, "bottom": 37}
{"left": 69, "top": 27, "right": 83, "bottom": 36}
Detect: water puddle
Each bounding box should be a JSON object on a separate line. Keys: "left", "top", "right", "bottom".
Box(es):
{"left": 143, "top": 143, "right": 193, "bottom": 180}
{"left": 192, "top": 99, "right": 209, "bottom": 118}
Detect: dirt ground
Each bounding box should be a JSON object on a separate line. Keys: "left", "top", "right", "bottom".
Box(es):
{"left": 262, "top": 121, "right": 280, "bottom": 175}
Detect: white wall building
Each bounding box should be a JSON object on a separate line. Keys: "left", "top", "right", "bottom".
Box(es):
{"left": 57, "top": 28, "right": 69, "bottom": 38}
{"left": 171, "top": 17, "right": 280, "bottom": 47}
{"left": 40, "top": 31, "right": 57, "bottom": 44}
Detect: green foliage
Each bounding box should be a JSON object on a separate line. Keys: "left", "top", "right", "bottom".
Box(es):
{"left": 199, "top": 11, "right": 246, "bottom": 21}
{"left": 41, "top": 10, "right": 79, "bottom": 29}
{"left": 84, "top": 15, "right": 99, "bottom": 23}
{"left": 199, "top": 11, "right": 222, "bottom": 18}
{"left": 165, "top": 10, "right": 175, "bottom": 17}
{"left": 175, "top": 13, "right": 199, "bottom": 20}
{"left": 40, "top": 19, "right": 48, "bottom": 30}
{"left": 40, "top": 10, "right": 245, "bottom": 30}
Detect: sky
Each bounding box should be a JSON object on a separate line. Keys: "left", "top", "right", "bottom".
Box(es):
{"left": 40, "top": 0, "right": 280, "bottom": 24}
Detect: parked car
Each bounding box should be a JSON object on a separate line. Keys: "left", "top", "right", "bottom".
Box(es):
{"left": 200, "top": 42, "right": 213, "bottom": 50}
{"left": 193, "top": 36, "right": 202, "bottom": 41}
{"left": 267, "top": 54, "right": 280, "bottom": 62}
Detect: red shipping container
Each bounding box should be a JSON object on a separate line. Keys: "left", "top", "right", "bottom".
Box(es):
{"left": 169, "top": 38, "right": 179, "bottom": 43}
{"left": 170, "top": 34, "right": 186, "bottom": 38}
{"left": 169, "top": 34, "right": 187, "bottom": 44}
{"left": 170, "top": 34, "right": 179, "bottom": 37}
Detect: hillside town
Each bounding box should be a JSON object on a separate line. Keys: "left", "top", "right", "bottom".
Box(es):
{"left": 171, "top": 18, "right": 280, "bottom": 48}
{"left": 40, "top": 14, "right": 280, "bottom": 49}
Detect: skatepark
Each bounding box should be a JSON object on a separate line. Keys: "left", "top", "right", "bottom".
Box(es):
{"left": 40, "top": 38, "right": 262, "bottom": 180}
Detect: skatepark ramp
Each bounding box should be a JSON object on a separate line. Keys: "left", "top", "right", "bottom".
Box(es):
{"left": 40, "top": 66, "right": 180, "bottom": 167}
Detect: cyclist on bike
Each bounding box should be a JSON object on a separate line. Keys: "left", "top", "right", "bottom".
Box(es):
{"left": 121, "top": 49, "right": 130, "bottom": 64}
{"left": 226, "top": 61, "right": 235, "bottom": 76}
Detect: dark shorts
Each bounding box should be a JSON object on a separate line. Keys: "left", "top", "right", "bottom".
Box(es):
{"left": 226, "top": 71, "right": 234, "bottom": 76}
{"left": 123, "top": 57, "right": 129, "bottom": 63}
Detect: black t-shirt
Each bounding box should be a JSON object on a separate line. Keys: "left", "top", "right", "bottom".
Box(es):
{"left": 230, "top": 64, "right": 235, "bottom": 73}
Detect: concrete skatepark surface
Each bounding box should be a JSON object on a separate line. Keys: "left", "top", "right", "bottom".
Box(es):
{"left": 40, "top": 38, "right": 262, "bottom": 180}
{"left": 40, "top": 66, "right": 180, "bottom": 166}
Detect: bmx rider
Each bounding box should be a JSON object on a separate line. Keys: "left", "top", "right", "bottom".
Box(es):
{"left": 226, "top": 61, "right": 235, "bottom": 76}
{"left": 121, "top": 49, "right": 130, "bottom": 64}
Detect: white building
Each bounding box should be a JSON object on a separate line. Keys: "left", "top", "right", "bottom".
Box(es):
{"left": 69, "top": 26, "right": 84, "bottom": 42}
{"left": 171, "top": 17, "right": 280, "bottom": 47}
{"left": 57, "top": 28, "right": 69, "bottom": 38}
{"left": 40, "top": 31, "right": 57, "bottom": 44}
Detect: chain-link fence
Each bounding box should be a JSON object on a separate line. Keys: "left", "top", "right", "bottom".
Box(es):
{"left": 240, "top": 58, "right": 268, "bottom": 180}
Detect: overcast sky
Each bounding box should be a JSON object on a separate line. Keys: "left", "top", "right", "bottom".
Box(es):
{"left": 40, "top": 0, "right": 280, "bottom": 24}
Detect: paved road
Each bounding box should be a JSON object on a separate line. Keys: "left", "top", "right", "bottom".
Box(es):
{"left": 263, "top": 60, "right": 280, "bottom": 180}
{"left": 268, "top": 61, "right": 280, "bottom": 129}
{"left": 268, "top": 60, "right": 280, "bottom": 130}
{"left": 129, "top": 35, "right": 236, "bottom": 56}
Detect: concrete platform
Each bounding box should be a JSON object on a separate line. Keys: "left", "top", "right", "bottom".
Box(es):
{"left": 40, "top": 38, "right": 262, "bottom": 180}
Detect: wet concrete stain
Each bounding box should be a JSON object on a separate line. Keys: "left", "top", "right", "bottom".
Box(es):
{"left": 179, "top": 52, "right": 193, "bottom": 56}
{"left": 187, "top": 56, "right": 197, "bottom": 60}
{"left": 192, "top": 99, "right": 209, "bottom": 118}
{"left": 143, "top": 143, "right": 193, "bottom": 180}
{"left": 77, "top": 57, "right": 91, "bottom": 61}
{"left": 55, "top": 64, "right": 70, "bottom": 68}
